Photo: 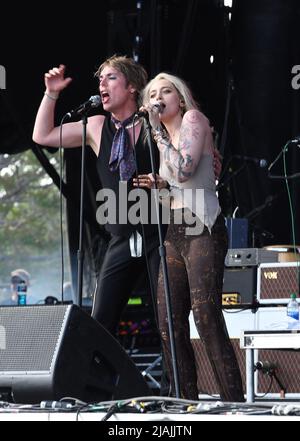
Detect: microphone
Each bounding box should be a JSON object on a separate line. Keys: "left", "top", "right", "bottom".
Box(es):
{"left": 135, "top": 103, "right": 165, "bottom": 118}
{"left": 233, "top": 155, "right": 268, "bottom": 168}
{"left": 255, "top": 361, "right": 277, "bottom": 372}
{"left": 65, "top": 95, "right": 101, "bottom": 119}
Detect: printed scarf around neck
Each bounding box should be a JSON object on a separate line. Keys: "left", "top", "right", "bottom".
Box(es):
{"left": 109, "top": 114, "right": 137, "bottom": 181}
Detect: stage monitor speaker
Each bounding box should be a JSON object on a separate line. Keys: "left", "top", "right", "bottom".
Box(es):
{"left": 0, "top": 305, "right": 151, "bottom": 404}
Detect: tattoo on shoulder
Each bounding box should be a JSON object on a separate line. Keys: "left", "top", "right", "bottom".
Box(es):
{"left": 185, "top": 110, "right": 201, "bottom": 124}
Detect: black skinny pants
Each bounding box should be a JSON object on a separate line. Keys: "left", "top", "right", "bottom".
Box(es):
{"left": 92, "top": 233, "right": 160, "bottom": 336}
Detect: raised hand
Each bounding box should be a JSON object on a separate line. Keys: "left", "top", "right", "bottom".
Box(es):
{"left": 44, "top": 64, "right": 72, "bottom": 95}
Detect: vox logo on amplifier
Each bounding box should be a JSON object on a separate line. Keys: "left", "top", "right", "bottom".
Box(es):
{"left": 258, "top": 262, "right": 300, "bottom": 303}
{"left": 263, "top": 271, "right": 278, "bottom": 280}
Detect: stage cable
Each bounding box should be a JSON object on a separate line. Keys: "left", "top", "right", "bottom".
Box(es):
{"left": 282, "top": 143, "right": 300, "bottom": 295}
{"left": 131, "top": 116, "right": 160, "bottom": 331}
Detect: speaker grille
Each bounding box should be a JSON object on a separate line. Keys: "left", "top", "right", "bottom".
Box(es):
{"left": 257, "top": 349, "right": 300, "bottom": 394}
{"left": 258, "top": 263, "right": 299, "bottom": 302}
{"left": 191, "top": 339, "right": 246, "bottom": 396}
{"left": 0, "top": 305, "right": 69, "bottom": 373}
{"left": 223, "top": 267, "right": 257, "bottom": 304}
{"left": 191, "top": 339, "right": 300, "bottom": 397}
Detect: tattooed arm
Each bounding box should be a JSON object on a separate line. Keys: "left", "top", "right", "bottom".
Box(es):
{"left": 155, "top": 110, "right": 208, "bottom": 183}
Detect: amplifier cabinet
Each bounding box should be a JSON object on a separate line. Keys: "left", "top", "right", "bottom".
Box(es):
{"left": 257, "top": 262, "right": 300, "bottom": 304}
{"left": 256, "top": 349, "right": 300, "bottom": 396}
{"left": 191, "top": 339, "right": 246, "bottom": 397}
{"left": 190, "top": 307, "right": 300, "bottom": 399}
{"left": 223, "top": 267, "right": 257, "bottom": 305}
{"left": 191, "top": 340, "right": 300, "bottom": 398}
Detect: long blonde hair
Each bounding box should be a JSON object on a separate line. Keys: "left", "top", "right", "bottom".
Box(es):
{"left": 142, "top": 72, "right": 200, "bottom": 113}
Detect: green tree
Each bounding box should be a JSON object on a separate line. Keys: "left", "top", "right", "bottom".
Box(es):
{"left": 0, "top": 150, "right": 69, "bottom": 301}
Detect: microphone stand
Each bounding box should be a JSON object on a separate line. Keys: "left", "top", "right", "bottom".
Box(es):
{"left": 255, "top": 363, "right": 286, "bottom": 398}
{"left": 142, "top": 117, "right": 181, "bottom": 398}
{"left": 76, "top": 113, "right": 88, "bottom": 306}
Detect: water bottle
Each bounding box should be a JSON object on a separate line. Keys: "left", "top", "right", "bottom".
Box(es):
{"left": 17, "top": 281, "right": 27, "bottom": 306}
{"left": 287, "top": 293, "right": 299, "bottom": 321}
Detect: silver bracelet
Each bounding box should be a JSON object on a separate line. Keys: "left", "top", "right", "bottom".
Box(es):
{"left": 44, "top": 92, "right": 58, "bottom": 101}
{"left": 152, "top": 128, "right": 169, "bottom": 143}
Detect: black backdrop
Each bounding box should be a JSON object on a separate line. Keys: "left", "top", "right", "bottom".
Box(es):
{"left": 1, "top": 0, "right": 300, "bottom": 297}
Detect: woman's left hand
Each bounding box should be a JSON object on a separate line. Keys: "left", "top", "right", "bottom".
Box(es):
{"left": 138, "top": 104, "right": 161, "bottom": 129}
{"left": 133, "top": 173, "right": 168, "bottom": 189}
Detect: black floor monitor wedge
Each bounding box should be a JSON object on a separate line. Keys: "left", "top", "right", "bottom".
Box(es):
{"left": 0, "top": 305, "right": 151, "bottom": 404}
